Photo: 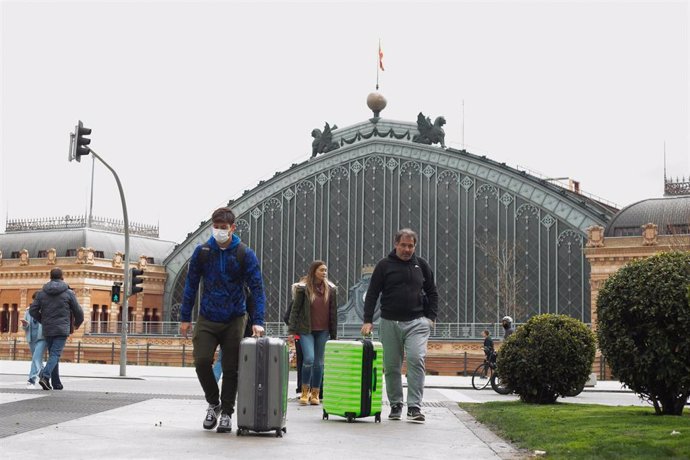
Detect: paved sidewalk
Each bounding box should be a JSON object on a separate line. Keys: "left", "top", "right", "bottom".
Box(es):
{"left": 0, "top": 360, "right": 525, "bottom": 460}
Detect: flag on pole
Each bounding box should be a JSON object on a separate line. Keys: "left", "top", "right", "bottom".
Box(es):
{"left": 378, "top": 42, "right": 385, "bottom": 71}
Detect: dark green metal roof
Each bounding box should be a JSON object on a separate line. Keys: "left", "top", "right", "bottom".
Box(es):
{"left": 604, "top": 195, "right": 690, "bottom": 237}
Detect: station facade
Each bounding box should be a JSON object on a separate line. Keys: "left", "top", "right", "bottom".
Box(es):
{"left": 3, "top": 106, "right": 688, "bottom": 369}
{"left": 164, "top": 111, "right": 617, "bottom": 339}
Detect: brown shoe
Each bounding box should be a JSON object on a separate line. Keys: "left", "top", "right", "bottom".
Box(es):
{"left": 309, "top": 388, "right": 320, "bottom": 405}
{"left": 299, "top": 385, "right": 310, "bottom": 405}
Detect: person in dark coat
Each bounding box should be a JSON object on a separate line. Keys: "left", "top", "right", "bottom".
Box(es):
{"left": 502, "top": 316, "right": 516, "bottom": 339}
{"left": 361, "top": 228, "right": 439, "bottom": 423}
{"left": 29, "top": 267, "right": 84, "bottom": 390}
{"left": 482, "top": 329, "right": 495, "bottom": 362}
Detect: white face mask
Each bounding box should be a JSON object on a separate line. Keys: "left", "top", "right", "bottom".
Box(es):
{"left": 212, "top": 228, "right": 230, "bottom": 244}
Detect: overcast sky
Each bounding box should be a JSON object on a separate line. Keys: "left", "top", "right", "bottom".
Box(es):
{"left": 1, "top": 0, "right": 688, "bottom": 244}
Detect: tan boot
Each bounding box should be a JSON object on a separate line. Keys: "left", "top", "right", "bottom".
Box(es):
{"left": 299, "top": 385, "right": 310, "bottom": 405}
{"left": 309, "top": 388, "right": 320, "bottom": 405}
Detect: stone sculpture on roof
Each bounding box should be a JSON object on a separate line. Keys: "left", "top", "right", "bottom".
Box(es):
{"left": 311, "top": 122, "right": 340, "bottom": 158}
{"left": 19, "top": 249, "right": 29, "bottom": 266}
{"left": 413, "top": 112, "right": 447, "bottom": 148}
{"left": 47, "top": 248, "right": 57, "bottom": 265}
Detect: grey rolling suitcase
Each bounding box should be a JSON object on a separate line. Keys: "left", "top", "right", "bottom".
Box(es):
{"left": 236, "top": 336, "right": 289, "bottom": 437}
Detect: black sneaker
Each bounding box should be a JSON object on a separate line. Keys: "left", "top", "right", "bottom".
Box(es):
{"left": 38, "top": 376, "right": 52, "bottom": 391}
{"left": 216, "top": 412, "right": 232, "bottom": 433}
{"left": 388, "top": 403, "right": 403, "bottom": 420}
{"left": 203, "top": 403, "right": 221, "bottom": 430}
{"left": 407, "top": 406, "right": 425, "bottom": 423}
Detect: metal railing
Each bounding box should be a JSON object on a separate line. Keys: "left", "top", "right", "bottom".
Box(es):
{"left": 0, "top": 323, "right": 606, "bottom": 376}
{"left": 80, "top": 321, "right": 571, "bottom": 340}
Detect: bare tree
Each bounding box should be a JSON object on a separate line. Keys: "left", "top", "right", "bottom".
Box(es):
{"left": 475, "top": 238, "right": 526, "bottom": 323}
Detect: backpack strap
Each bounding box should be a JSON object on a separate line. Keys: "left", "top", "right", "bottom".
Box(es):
{"left": 198, "top": 243, "right": 211, "bottom": 269}
{"left": 236, "top": 242, "right": 247, "bottom": 273}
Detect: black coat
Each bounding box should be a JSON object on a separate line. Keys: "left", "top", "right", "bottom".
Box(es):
{"left": 30, "top": 280, "right": 84, "bottom": 337}
{"left": 363, "top": 250, "right": 438, "bottom": 323}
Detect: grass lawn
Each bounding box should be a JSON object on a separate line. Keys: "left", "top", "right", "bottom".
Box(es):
{"left": 459, "top": 401, "right": 690, "bottom": 459}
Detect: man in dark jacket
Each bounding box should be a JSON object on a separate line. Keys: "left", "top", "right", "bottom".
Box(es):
{"left": 179, "top": 207, "right": 266, "bottom": 434}
{"left": 361, "top": 228, "right": 438, "bottom": 423}
{"left": 29, "top": 267, "right": 84, "bottom": 390}
{"left": 502, "top": 316, "right": 516, "bottom": 339}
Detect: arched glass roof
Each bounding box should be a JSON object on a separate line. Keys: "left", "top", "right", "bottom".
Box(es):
{"left": 164, "top": 117, "right": 618, "bottom": 333}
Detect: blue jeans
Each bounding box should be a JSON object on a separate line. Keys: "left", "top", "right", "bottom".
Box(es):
{"left": 51, "top": 362, "right": 62, "bottom": 388}
{"left": 41, "top": 336, "right": 67, "bottom": 380}
{"left": 28, "top": 339, "right": 46, "bottom": 383}
{"left": 299, "top": 330, "right": 329, "bottom": 389}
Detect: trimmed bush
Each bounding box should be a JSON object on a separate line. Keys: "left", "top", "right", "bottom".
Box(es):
{"left": 497, "top": 314, "right": 595, "bottom": 404}
{"left": 597, "top": 251, "right": 690, "bottom": 416}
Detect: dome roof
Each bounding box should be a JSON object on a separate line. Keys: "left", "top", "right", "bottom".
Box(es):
{"left": 604, "top": 195, "right": 690, "bottom": 237}
{"left": 0, "top": 227, "right": 175, "bottom": 263}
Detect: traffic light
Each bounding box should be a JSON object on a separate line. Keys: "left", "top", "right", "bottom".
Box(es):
{"left": 111, "top": 282, "right": 122, "bottom": 303}
{"left": 75, "top": 120, "right": 92, "bottom": 162}
{"left": 130, "top": 268, "right": 144, "bottom": 295}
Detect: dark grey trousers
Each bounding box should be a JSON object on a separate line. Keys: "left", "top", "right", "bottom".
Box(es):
{"left": 192, "top": 314, "right": 247, "bottom": 415}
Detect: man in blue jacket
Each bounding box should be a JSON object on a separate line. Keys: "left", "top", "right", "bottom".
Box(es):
{"left": 179, "top": 207, "right": 266, "bottom": 433}
{"left": 361, "top": 228, "right": 438, "bottom": 423}
{"left": 29, "top": 267, "right": 84, "bottom": 390}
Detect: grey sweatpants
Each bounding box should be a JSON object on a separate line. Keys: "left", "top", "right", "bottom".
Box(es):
{"left": 379, "top": 317, "right": 431, "bottom": 409}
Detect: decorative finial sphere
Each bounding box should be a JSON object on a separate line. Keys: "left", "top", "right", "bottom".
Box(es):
{"left": 367, "top": 92, "right": 387, "bottom": 118}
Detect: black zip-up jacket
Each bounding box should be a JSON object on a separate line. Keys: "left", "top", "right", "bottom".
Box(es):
{"left": 363, "top": 250, "right": 438, "bottom": 323}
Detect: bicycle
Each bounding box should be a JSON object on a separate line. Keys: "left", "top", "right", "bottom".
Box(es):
{"left": 471, "top": 355, "right": 494, "bottom": 390}
{"left": 471, "top": 350, "right": 512, "bottom": 394}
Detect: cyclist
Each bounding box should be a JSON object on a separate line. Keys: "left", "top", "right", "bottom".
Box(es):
{"left": 482, "top": 329, "right": 495, "bottom": 362}
{"left": 501, "top": 316, "right": 515, "bottom": 339}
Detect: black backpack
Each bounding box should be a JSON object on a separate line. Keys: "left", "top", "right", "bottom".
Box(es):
{"left": 198, "top": 242, "right": 256, "bottom": 338}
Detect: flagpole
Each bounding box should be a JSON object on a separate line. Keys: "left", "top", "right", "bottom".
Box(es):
{"left": 376, "top": 39, "right": 380, "bottom": 90}
{"left": 461, "top": 99, "right": 465, "bottom": 150}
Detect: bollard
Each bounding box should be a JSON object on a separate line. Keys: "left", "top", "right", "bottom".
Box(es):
{"left": 146, "top": 343, "right": 150, "bottom": 366}
{"left": 111, "top": 342, "right": 115, "bottom": 364}
{"left": 182, "top": 343, "right": 186, "bottom": 367}
{"left": 463, "top": 351, "right": 468, "bottom": 376}
{"left": 12, "top": 338, "right": 17, "bottom": 360}
{"left": 77, "top": 342, "right": 81, "bottom": 363}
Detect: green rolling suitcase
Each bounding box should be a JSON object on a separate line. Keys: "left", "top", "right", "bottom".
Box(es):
{"left": 322, "top": 339, "right": 383, "bottom": 423}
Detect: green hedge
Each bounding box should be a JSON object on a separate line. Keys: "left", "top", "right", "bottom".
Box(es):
{"left": 497, "top": 313, "right": 595, "bottom": 404}
{"left": 597, "top": 251, "right": 690, "bottom": 415}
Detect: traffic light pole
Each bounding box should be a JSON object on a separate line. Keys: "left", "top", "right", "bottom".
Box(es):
{"left": 85, "top": 148, "right": 131, "bottom": 377}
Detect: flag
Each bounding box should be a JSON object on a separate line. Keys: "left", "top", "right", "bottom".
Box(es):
{"left": 378, "top": 42, "right": 385, "bottom": 71}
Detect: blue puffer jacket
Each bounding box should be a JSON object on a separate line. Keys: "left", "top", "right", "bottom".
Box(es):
{"left": 180, "top": 234, "right": 266, "bottom": 325}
